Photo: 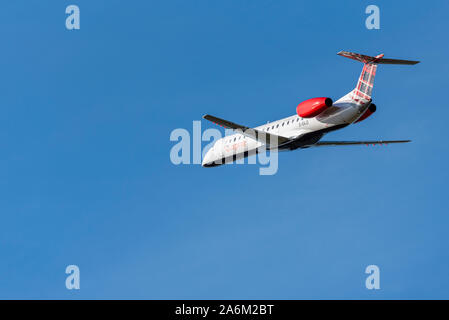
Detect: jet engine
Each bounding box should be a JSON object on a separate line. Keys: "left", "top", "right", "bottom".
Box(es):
{"left": 355, "top": 103, "right": 377, "bottom": 123}
{"left": 296, "top": 97, "right": 333, "bottom": 118}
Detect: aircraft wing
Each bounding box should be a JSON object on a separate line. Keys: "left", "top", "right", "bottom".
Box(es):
{"left": 313, "top": 140, "right": 411, "bottom": 146}
{"left": 203, "top": 114, "right": 291, "bottom": 147}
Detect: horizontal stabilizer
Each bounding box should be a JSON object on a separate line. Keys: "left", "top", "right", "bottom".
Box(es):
{"left": 314, "top": 140, "right": 411, "bottom": 147}
{"left": 338, "top": 51, "right": 420, "bottom": 65}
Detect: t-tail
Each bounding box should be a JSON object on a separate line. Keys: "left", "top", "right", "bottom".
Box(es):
{"left": 337, "top": 51, "right": 420, "bottom": 104}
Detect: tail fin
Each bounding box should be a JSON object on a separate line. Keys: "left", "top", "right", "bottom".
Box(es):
{"left": 337, "top": 51, "right": 420, "bottom": 103}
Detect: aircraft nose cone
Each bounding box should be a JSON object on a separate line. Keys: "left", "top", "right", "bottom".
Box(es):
{"left": 202, "top": 149, "right": 213, "bottom": 167}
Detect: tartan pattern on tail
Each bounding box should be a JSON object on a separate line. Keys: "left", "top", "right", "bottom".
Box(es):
{"left": 351, "top": 63, "right": 377, "bottom": 103}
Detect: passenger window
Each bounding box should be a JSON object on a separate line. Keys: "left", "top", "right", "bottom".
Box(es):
{"left": 276, "top": 124, "right": 279, "bottom": 128}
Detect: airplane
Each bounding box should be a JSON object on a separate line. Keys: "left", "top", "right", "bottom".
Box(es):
{"left": 201, "top": 51, "right": 419, "bottom": 167}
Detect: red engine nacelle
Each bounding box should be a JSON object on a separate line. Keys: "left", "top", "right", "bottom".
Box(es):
{"left": 296, "top": 97, "right": 333, "bottom": 118}
{"left": 355, "top": 103, "right": 376, "bottom": 123}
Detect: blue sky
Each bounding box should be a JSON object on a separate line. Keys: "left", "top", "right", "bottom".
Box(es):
{"left": 0, "top": 0, "right": 448, "bottom": 299}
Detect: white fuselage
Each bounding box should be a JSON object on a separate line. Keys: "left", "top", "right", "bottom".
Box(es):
{"left": 202, "top": 91, "right": 371, "bottom": 167}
